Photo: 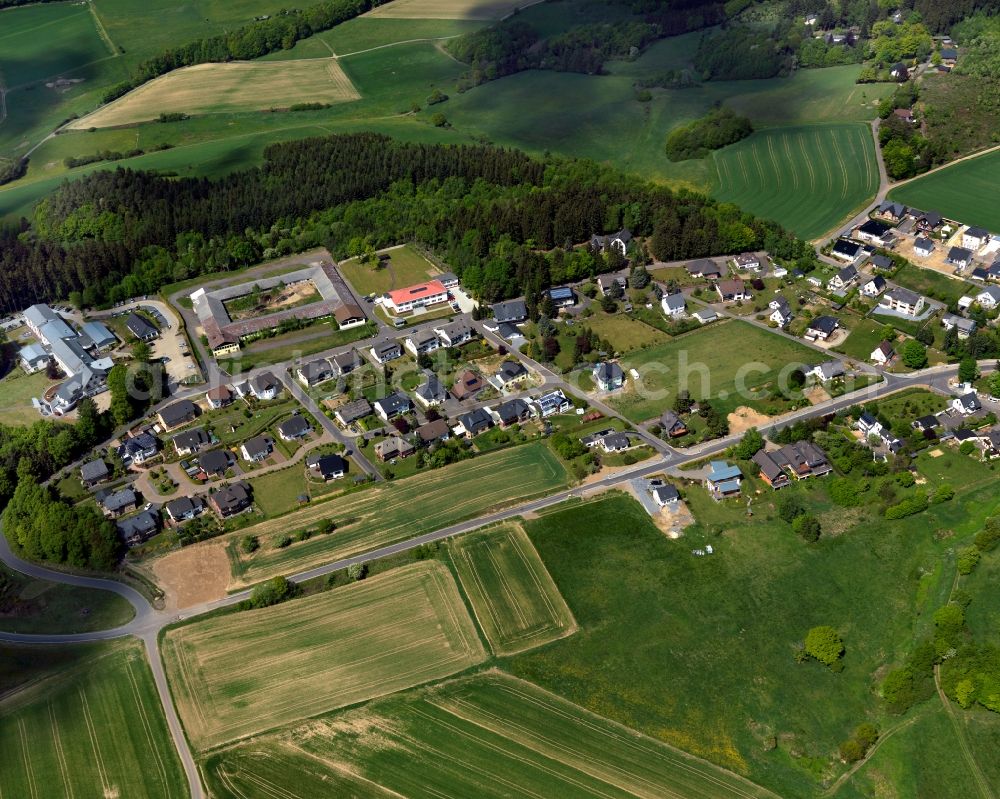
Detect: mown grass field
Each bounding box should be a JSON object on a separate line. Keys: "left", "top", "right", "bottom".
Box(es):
{"left": 0, "top": 638, "right": 186, "bottom": 799}
{"left": 69, "top": 59, "right": 360, "bottom": 129}
{"left": 833, "top": 318, "right": 885, "bottom": 362}
{"left": 889, "top": 148, "right": 1000, "bottom": 233}
{"left": 339, "top": 243, "right": 442, "bottom": 296}
{"left": 610, "top": 320, "right": 823, "bottom": 422}
{"left": 450, "top": 523, "right": 576, "bottom": 655}
{"left": 892, "top": 263, "right": 973, "bottom": 306}
{"left": 578, "top": 311, "right": 668, "bottom": 353}
{"left": 0, "top": 369, "right": 52, "bottom": 426}
{"left": 203, "top": 672, "right": 777, "bottom": 799}
{"left": 163, "top": 561, "right": 485, "bottom": 751}
{"left": 712, "top": 124, "right": 879, "bottom": 240}
{"left": 222, "top": 441, "right": 567, "bottom": 588}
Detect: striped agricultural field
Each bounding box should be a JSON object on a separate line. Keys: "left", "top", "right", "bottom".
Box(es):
{"left": 712, "top": 123, "right": 878, "bottom": 240}
{"left": 163, "top": 561, "right": 486, "bottom": 751}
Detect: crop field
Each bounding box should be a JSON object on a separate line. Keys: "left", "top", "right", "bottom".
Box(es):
{"left": 365, "top": 0, "right": 535, "bottom": 19}
{"left": 0, "top": 639, "right": 186, "bottom": 799}
{"left": 163, "top": 561, "right": 485, "bottom": 751}
{"left": 221, "top": 441, "right": 567, "bottom": 588}
{"left": 339, "top": 243, "right": 442, "bottom": 296}
{"left": 69, "top": 59, "right": 360, "bottom": 129}
{"left": 889, "top": 148, "right": 1000, "bottom": 234}
{"left": 610, "top": 320, "right": 823, "bottom": 422}
{"left": 204, "top": 672, "right": 776, "bottom": 799}
{"left": 451, "top": 524, "right": 576, "bottom": 655}
{"left": 712, "top": 124, "right": 879, "bottom": 240}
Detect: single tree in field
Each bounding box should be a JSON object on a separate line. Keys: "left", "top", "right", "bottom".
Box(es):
{"left": 804, "top": 625, "right": 844, "bottom": 666}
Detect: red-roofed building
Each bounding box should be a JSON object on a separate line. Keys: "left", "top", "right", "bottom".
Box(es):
{"left": 385, "top": 280, "right": 448, "bottom": 314}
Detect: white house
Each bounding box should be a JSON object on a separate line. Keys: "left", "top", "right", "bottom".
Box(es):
{"left": 942, "top": 314, "right": 977, "bottom": 339}
{"left": 768, "top": 297, "right": 793, "bottom": 328}
{"left": 661, "top": 292, "right": 686, "bottom": 317}
{"left": 951, "top": 392, "right": 982, "bottom": 416}
{"left": 804, "top": 316, "right": 840, "bottom": 341}
{"left": 975, "top": 285, "right": 1000, "bottom": 310}
{"left": 733, "top": 253, "right": 761, "bottom": 271}
{"left": 860, "top": 276, "right": 887, "bottom": 297}
{"left": 384, "top": 280, "right": 449, "bottom": 314}
{"left": 870, "top": 340, "right": 895, "bottom": 365}
{"left": 947, "top": 247, "right": 974, "bottom": 270}
{"left": 913, "top": 237, "right": 935, "bottom": 258}
{"left": 828, "top": 265, "right": 859, "bottom": 291}
{"left": 593, "top": 362, "right": 625, "bottom": 392}
{"left": 248, "top": 372, "right": 280, "bottom": 401}
{"left": 963, "top": 226, "right": 990, "bottom": 252}
{"left": 693, "top": 308, "right": 717, "bottom": 324}
{"left": 879, "top": 287, "right": 925, "bottom": 317}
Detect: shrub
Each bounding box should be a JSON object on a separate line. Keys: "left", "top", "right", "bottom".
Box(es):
{"left": 931, "top": 484, "right": 955, "bottom": 504}
{"left": 957, "top": 546, "right": 981, "bottom": 575}
{"left": 240, "top": 535, "right": 259, "bottom": 554}
{"left": 275, "top": 535, "right": 292, "bottom": 549}
{"left": 242, "top": 576, "right": 300, "bottom": 610}
{"left": 838, "top": 738, "right": 864, "bottom": 763}
{"left": 829, "top": 477, "right": 864, "bottom": 507}
{"left": 884, "top": 492, "right": 928, "bottom": 519}
{"left": 777, "top": 493, "right": 805, "bottom": 523}
{"left": 792, "top": 513, "right": 821, "bottom": 542}
{"left": 347, "top": 562, "right": 368, "bottom": 581}
{"left": 974, "top": 518, "right": 1000, "bottom": 551}
{"left": 804, "top": 626, "right": 844, "bottom": 666}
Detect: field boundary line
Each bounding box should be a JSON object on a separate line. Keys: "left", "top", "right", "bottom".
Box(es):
{"left": 336, "top": 34, "right": 464, "bottom": 59}
{"left": 88, "top": 0, "right": 118, "bottom": 57}
{"left": 17, "top": 718, "right": 38, "bottom": 799}
{"left": 47, "top": 702, "right": 74, "bottom": 799}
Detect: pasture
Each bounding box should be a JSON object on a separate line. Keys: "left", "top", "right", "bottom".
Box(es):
{"left": 610, "top": 320, "right": 823, "bottom": 422}
{"left": 450, "top": 523, "right": 576, "bottom": 655}
{"left": 339, "top": 243, "right": 442, "bottom": 296}
{"left": 219, "top": 441, "right": 567, "bottom": 588}
{"left": 204, "top": 672, "right": 776, "bottom": 799}
{"left": 162, "top": 561, "right": 485, "bottom": 751}
{"left": 68, "top": 59, "right": 360, "bottom": 129}
{"left": 0, "top": 639, "right": 185, "bottom": 799}
{"left": 889, "top": 148, "right": 1000, "bottom": 234}
{"left": 365, "top": 0, "right": 534, "bottom": 19}
{"left": 712, "top": 124, "right": 880, "bottom": 240}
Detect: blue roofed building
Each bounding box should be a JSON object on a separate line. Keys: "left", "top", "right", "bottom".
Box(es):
{"left": 705, "top": 461, "right": 743, "bottom": 499}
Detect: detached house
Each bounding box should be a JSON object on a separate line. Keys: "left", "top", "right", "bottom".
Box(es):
{"left": 951, "top": 392, "right": 982, "bottom": 416}
{"left": 81, "top": 458, "right": 110, "bottom": 487}
{"left": 705, "top": 461, "right": 742, "bottom": 500}
{"left": 277, "top": 415, "right": 311, "bottom": 441}
{"left": 248, "top": 372, "right": 281, "bottom": 401}
{"left": 373, "top": 392, "right": 413, "bottom": 421}
{"left": 165, "top": 495, "right": 204, "bottom": 524}
{"left": 404, "top": 329, "right": 441, "bottom": 357}
{"left": 753, "top": 450, "right": 791, "bottom": 489}
{"left": 369, "top": 340, "right": 403, "bottom": 364}
{"left": 769, "top": 297, "right": 793, "bottom": 328}
{"left": 975, "top": 286, "right": 1000, "bottom": 310}
{"left": 716, "top": 279, "right": 750, "bottom": 302}
{"left": 877, "top": 201, "right": 907, "bottom": 222}
{"left": 860, "top": 276, "right": 887, "bottom": 297}
{"left": 297, "top": 359, "right": 334, "bottom": 386}
{"left": 120, "top": 432, "right": 158, "bottom": 465}
{"left": 879, "top": 287, "right": 925, "bottom": 317}
{"left": 456, "top": 407, "right": 493, "bottom": 438}
{"left": 804, "top": 316, "right": 840, "bottom": 341}
{"left": 831, "top": 239, "right": 862, "bottom": 262}
{"left": 414, "top": 374, "right": 448, "bottom": 408}
{"left": 808, "top": 361, "right": 845, "bottom": 382}
{"left": 126, "top": 312, "right": 158, "bottom": 341}
{"left": 491, "top": 299, "right": 528, "bottom": 325}
{"left": 534, "top": 390, "right": 571, "bottom": 417}
{"left": 659, "top": 411, "right": 688, "bottom": 438}
{"left": 306, "top": 453, "right": 347, "bottom": 481}
{"left": 198, "top": 449, "right": 232, "bottom": 478}
{"left": 870, "top": 340, "right": 895, "bottom": 366}
{"left": 913, "top": 237, "right": 935, "bottom": 258}
{"left": 493, "top": 398, "right": 532, "bottom": 427}
{"left": 206, "top": 384, "right": 234, "bottom": 409}
{"left": 590, "top": 228, "right": 632, "bottom": 256}
{"left": 98, "top": 487, "right": 137, "bottom": 518}
{"left": 334, "top": 398, "right": 372, "bottom": 426}
{"left": 374, "top": 437, "right": 415, "bottom": 461}
{"left": 963, "top": 226, "right": 990, "bottom": 251}
{"left": 855, "top": 219, "right": 893, "bottom": 245}
{"left": 240, "top": 435, "right": 273, "bottom": 463}
{"left": 210, "top": 482, "right": 252, "bottom": 518}
{"left": 172, "top": 427, "right": 210, "bottom": 456}
{"left": 947, "top": 246, "right": 974, "bottom": 270}
{"left": 915, "top": 211, "right": 943, "bottom": 233}
{"left": 451, "top": 370, "right": 485, "bottom": 401}
{"left": 686, "top": 259, "right": 723, "bottom": 279}
{"left": 492, "top": 359, "right": 528, "bottom": 391}
{"left": 118, "top": 511, "right": 159, "bottom": 546}
{"left": 546, "top": 286, "right": 577, "bottom": 308}
{"left": 828, "top": 265, "right": 859, "bottom": 290}
{"left": 733, "top": 253, "right": 762, "bottom": 271}
{"left": 330, "top": 349, "right": 362, "bottom": 377}
{"left": 434, "top": 320, "right": 476, "bottom": 348}
{"left": 158, "top": 399, "right": 198, "bottom": 431}
{"left": 597, "top": 275, "right": 628, "bottom": 296}
{"left": 942, "top": 314, "right": 977, "bottom": 339}
{"left": 593, "top": 362, "right": 625, "bottom": 392}
{"left": 661, "top": 292, "right": 686, "bottom": 317}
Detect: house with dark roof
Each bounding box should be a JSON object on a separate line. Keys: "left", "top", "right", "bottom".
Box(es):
{"left": 416, "top": 418, "right": 451, "bottom": 444}
{"left": 716, "top": 279, "right": 750, "bottom": 302}
{"left": 661, "top": 292, "right": 686, "bottom": 317}
{"left": 98, "top": 487, "right": 137, "bottom": 517}
{"left": 330, "top": 349, "right": 362, "bottom": 376}
{"left": 369, "top": 340, "right": 403, "bottom": 364}
{"left": 660, "top": 411, "right": 688, "bottom": 438}
{"left": 652, "top": 484, "right": 680, "bottom": 506}
{"left": 277, "top": 415, "right": 311, "bottom": 441}
{"left": 916, "top": 211, "right": 943, "bottom": 232}
{"left": 158, "top": 399, "right": 198, "bottom": 430}
{"left": 117, "top": 510, "right": 159, "bottom": 546}
{"left": 414, "top": 374, "right": 448, "bottom": 408}
{"left": 198, "top": 449, "right": 232, "bottom": 477}
{"left": 593, "top": 362, "right": 625, "bottom": 392}
{"left": 733, "top": 253, "right": 762, "bottom": 271}
{"left": 752, "top": 450, "right": 791, "bottom": 489}
{"left": 306, "top": 453, "right": 347, "bottom": 481}
{"left": 879, "top": 287, "right": 925, "bottom": 316}
{"left": 772, "top": 441, "right": 833, "bottom": 480}
{"left": 912, "top": 415, "right": 940, "bottom": 433}
{"left": 962, "top": 226, "right": 990, "bottom": 251}
{"left": 533, "top": 390, "right": 571, "bottom": 417}
{"left": 590, "top": 228, "right": 632, "bottom": 256}
{"left": 172, "top": 427, "right": 210, "bottom": 456}
{"left": 828, "top": 265, "right": 859, "bottom": 290}
{"left": 492, "top": 398, "right": 532, "bottom": 427}
{"left": 374, "top": 436, "right": 415, "bottom": 461}
{"left": 686, "top": 259, "right": 723, "bottom": 278}
{"left": 913, "top": 237, "right": 935, "bottom": 258}
{"left": 947, "top": 246, "right": 974, "bottom": 270}
{"left": 457, "top": 407, "right": 493, "bottom": 437}
{"left": 297, "top": 359, "right": 334, "bottom": 386}
{"left": 120, "top": 432, "right": 158, "bottom": 465}
{"left": 491, "top": 300, "right": 528, "bottom": 325}
{"left": 860, "top": 276, "right": 887, "bottom": 297}
{"left": 856, "top": 219, "right": 893, "bottom": 244}
{"left": 404, "top": 329, "right": 441, "bottom": 357}
{"left": 240, "top": 435, "right": 273, "bottom": 462}
{"left": 804, "top": 316, "right": 840, "bottom": 341}
{"left": 951, "top": 392, "right": 982, "bottom": 416}
{"left": 373, "top": 392, "right": 413, "bottom": 421}
{"left": 210, "top": 482, "right": 252, "bottom": 517}
{"left": 248, "top": 372, "right": 281, "bottom": 401}
{"left": 165, "top": 495, "right": 204, "bottom": 523}
{"left": 492, "top": 359, "right": 529, "bottom": 391}
{"left": 334, "top": 398, "right": 372, "bottom": 426}
{"left": 871, "top": 340, "right": 895, "bottom": 365}
{"left": 206, "top": 384, "right": 234, "bottom": 408}
{"left": 434, "top": 320, "right": 476, "bottom": 348}
{"left": 546, "top": 286, "right": 577, "bottom": 308}
{"left": 80, "top": 458, "right": 110, "bottom": 487}
{"left": 831, "top": 239, "right": 862, "bottom": 261}
{"left": 808, "top": 360, "right": 845, "bottom": 382}
{"left": 126, "top": 312, "right": 158, "bottom": 341}
{"left": 599, "top": 432, "right": 631, "bottom": 453}
{"left": 877, "top": 201, "right": 907, "bottom": 221}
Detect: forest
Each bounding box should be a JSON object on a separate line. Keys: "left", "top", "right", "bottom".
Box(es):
{"left": 664, "top": 107, "right": 753, "bottom": 161}
{"left": 1, "top": 132, "right": 810, "bottom": 317}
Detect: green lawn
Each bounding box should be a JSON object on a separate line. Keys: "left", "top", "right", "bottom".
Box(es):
{"left": 0, "top": 370, "right": 52, "bottom": 426}
{"left": 576, "top": 311, "right": 668, "bottom": 353}
{"left": 0, "top": 638, "right": 186, "bottom": 798}
{"left": 218, "top": 320, "right": 376, "bottom": 372}
{"left": 0, "top": 564, "right": 135, "bottom": 634}
{"left": 339, "top": 243, "right": 443, "bottom": 297}
{"left": 712, "top": 123, "right": 880, "bottom": 240}
{"left": 833, "top": 318, "right": 886, "bottom": 361}
{"left": 508, "top": 486, "right": 1000, "bottom": 798}
{"left": 892, "top": 263, "right": 973, "bottom": 306}
{"left": 246, "top": 461, "right": 352, "bottom": 518}
{"left": 889, "top": 148, "right": 1000, "bottom": 234}
{"left": 610, "top": 320, "right": 824, "bottom": 421}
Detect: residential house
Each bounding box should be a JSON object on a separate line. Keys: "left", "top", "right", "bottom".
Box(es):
{"left": 942, "top": 314, "right": 977, "bottom": 339}
{"left": 330, "top": 349, "right": 362, "bottom": 377}
{"left": 416, "top": 418, "right": 451, "bottom": 444}
{"left": 913, "top": 237, "right": 935, "bottom": 257}
{"left": 493, "top": 398, "right": 532, "bottom": 427}
{"left": 940, "top": 47, "right": 958, "bottom": 64}
{"left": 593, "top": 362, "right": 625, "bottom": 392}
{"left": 546, "top": 286, "right": 577, "bottom": 308}
{"left": 733, "top": 253, "right": 762, "bottom": 271}
{"left": 414, "top": 374, "right": 448, "bottom": 408}
{"left": 972, "top": 266, "right": 991, "bottom": 282}
{"left": 951, "top": 392, "right": 982, "bottom": 416}
{"left": 660, "top": 411, "right": 689, "bottom": 438}
{"left": 404, "top": 329, "right": 441, "bottom": 357}
{"left": 912, "top": 415, "right": 940, "bottom": 434}
{"left": 856, "top": 411, "right": 883, "bottom": 439}
{"left": 581, "top": 428, "right": 616, "bottom": 448}
{"left": 652, "top": 484, "right": 680, "bottom": 506}
{"left": 384, "top": 280, "right": 449, "bottom": 314}
{"left": 804, "top": 315, "right": 840, "bottom": 341}
{"left": 456, "top": 407, "right": 493, "bottom": 437}
{"left": 947, "top": 246, "right": 974, "bottom": 269}
{"left": 975, "top": 286, "right": 1000, "bottom": 310}
{"left": 869, "top": 254, "right": 894, "bottom": 272}
{"left": 534, "top": 389, "right": 572, "bottom": 417}
{"left": 772, "top": 266, "right": 789, "bottom": 278}
{"left": 661, "top": 292, "right": 686, "bottom": 317}
{"left": 198, "top": 449, "right": 232, "bottom": 478}
{"left": 333, "top": 303, "right": 366, "bottom": 330}
{"left": 771, "top": 441, "right": 833, "bottom": 480}
{"left": 373, "top": 392, "right": 413, "bottom": 421}
{"left": 599, "top": 432, "right": 631, "bottom": 453}
{"left": 831, "top": 239, "right": 862, "bottom": 261}
{"left": 492, "top": 359, "right": 528, "bottom": 391}
{"left": 117, "top": 511, "right": 159, "bottom": 546}
{"left": 120, "top": 432, "right": 158, "bottom": 465}
{"left": 686, "top": 259, "right": 723, "bottom": 279}
{"left": 877, "top": 201, "right": 907, "bottom": 222}
{"left": 828, "top": 264, "right": 859, "bottom": 290}
{"left": 879, "top": 287, "right": 925, "bottom": 316}
{"left": 752, "top": 450, "right": 791, "bottom": 489}
{"left": 963, "top": 226, "right": 991, "bottom": 251}
{"left": 172, "top": 427, "right": 210, "bottom": 456}
{"left": 693, "top": 309, "right": 717, "bottom": 324}
{"left": 856, "top": 219, "right": 893, "bottom": 245}
{"left": 240, "top": 435, "right": 273, "bottom": 462}
{"left": 80, "top": 458, "right": 110, "bottom": 487}
{"left": 716, "top": 279, "right": 750, "bottom": 302}
{"left": 450, "top": 370, "right": 485, "bottom": 401}
{"left": 705, "top": 461, "right": 743, "bottom": 499}
{"left": 769, "top": 297, "right": 793, "bottom": 328}
{"left": 334, "top": 398, "right": 372, "bottom": 426}
{"left": 277, "top": 415, "right": 311, "bottom": 441}
{"left": 590, "top": 228, "right": 632, "bottom": 256}
{"left": 497, "top": 322, "right": 524, "bottom": 341}
{"left": 158, "top": 399, "right": 199, "bottom": 430}
{"left": 871, "top": 340, "right": 895, "bottom": 366}
{"left": 374, "top": 436, "right": 415, "bottom": 461}
{"left": 210, "top": 482, "right": 252, "bottom": 517}
{"left": 296, "top": 359, "right": 333, "bottom": 387}
{"left": 860, "top": 276, "right": 887, "bottom": 297}
{"left": 808, "top": 360, "right": 845, "bottom": 382}
{"left": 125, "top": 312, "right": 158, "bottom": 341}
{"left": 915, "top": 211, "right": 943, "bottom": 232}
{"left": 491, "top": 299, "right": 528, "bottom": 325}
{"left": 98, "top": 487, "right": 137, "bottom": 518}
{"left": 248, "top": 371, "right": 281, "bottom": 401}
{"left": 306, "top": 453, "right": 347, "bottom": 481}
{"left": 434, "top": 320, "right": 476, "bottom": 348}
{"left": 164, "top": 495, "right": 204, "bottom": 524}
{"left": 369, "top": 340, "right": 403, "bottom": 364}
{"left": 597, "top": 274, "right": 628, "bottom": 296}
{"left": 205, "top": 384, "right": 234, "bottom": 409}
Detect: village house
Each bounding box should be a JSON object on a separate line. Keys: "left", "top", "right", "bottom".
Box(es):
{"left": 120, "top": 432, "right": 159, "bottom": 465}
{"left": 942, "top": 314, "right": 977, "bottom": 339}
{"left": 80, "top": 458, "right": 110, "bottom": 487}
{"left": 374, "top": 436, "right": 415, "bottom": 461}
{"left": 240, "top": 435, "right": 273, "bottom": 463}
{"left": 435, "top": 320, "right": 476, "bottom": 348}
{"left": 652, "top": 484, "right": 680, "bottom": 507}
{"left": 172, "top": 427, "right": 210, "bottom": 456}
{"left": 599, "top": 432, "right": 631, "bottom": 453}
{"left": 733, "top": 253, "right": 762, "bottom": 271}
{"left": 373, "top": 392, "right": 413, "bottom": 421}
{"left": 769, "top": 297, "right": 793, "bottom": 328}
{"left": 808, "top": 361, "right": 845, "bottom": 382}
{"left": 963, "top": 226, "right": 991, "bottom": 251}
{"left": 414, "top": 374, "right": 448, "bottom": 409}
{"left": 404, "top": 329, "right": 441, "bottom": 357}
{"left": 334, "top": 398, "right": 372, "bottom": 426}
{"left": 590, "top": 228, "right": 632, "bottom": 256}
{"left": 597, "top": 275, "right": 628, "bottom": 296}
{"left": 831, "top": 239, "right": 862, "bottom": 262}
{"left": 912, "top": 415, "right": 940, "bottom": 434}
{"left": 296, "top": 359, "right": 333, "bottom": 386}
{"left": 879, "top": 287, "right": 925, "bottom": 317}
{"left": 491, "top": 359, "right": 529, "bottom": 391}
{"left": 951, "top": 392, "right": 982, "bottom": 416}
{"left": 210, "top": 482, "right": 252, "bottom": 518}
{"left": 693, "top": 308, "right": 717, "bottom": 325}
{"left": 804, "top": 315, "right": 840, "bottom": 341}
{"left": 860, "top": 276, "right": 887, "bottom": 297}
{"left": 661, "top": 292, "right": 686, "bottom": 317}
{"left": 870, "top": 340, "right": 896, "bottom": 366}
{"left": 716, "top": 279, "right": 750, "bottom": 303}
{"left": 369, "top": 339, "right": 403, "bottom": 364}
{"left": 546, "top": 286, "right": 577, "bottom": 308}
{"left": 330, "top": 349, "right": 362, "bottom": 377}
{"left": 456, "top": 407, "right": 493, "bottom": 437}
{"left": 533, "top": 390, "right": 572, "bottom": 417}
{"left": 828, "top": 264, "right": 859, "bottom": 291}
{"left": 855, "top": 219, "right": 893, "bottom": 245}
{"left": 975, "top": 286, "right": 1000, "bottom": 310}
{"left": 877, "top": 201, "right": 907, "bottom": 222}
{"left": 306, "top": 453, "right": 347, "bottom": 481}
{"left": 117, "top": 510, "right": 159, "bottom": 546}
{"left": 451, "top": 370, "right": 485, "bottom": 401}
{"left": 198, "top": 449, "right": 232, "bottom": 478}
{"left": 277, "top": 415, "right": 311, "bottom": 441}
{"left": 915, "top": 211, "right": 943, "bottom": 233}
{"left": 97, "top": 487, "right": 138, "bottom": 518}
{"left": 913, "top": 237, "right": 935, "bottom": 258}
{"left": 157, "top": 399, "right": 199, "bottom": 431}
{"left": 686, "top": 259, "right": 723, "bottom": 279}
{"left": 755, "top": 442, "right": 832, "bottom": 490}
{"left": 593, "top": 362, "right": 625, "bottom": 392}
{"left": 206, "top": 384, "right": 234, "bottom": 409}
{"left": 947, "top": 246, "right": 974, "bottom": 270}
{"left": 164, "top": 495, "right": 204, "bottom": 524}
{"left": 705, "top": 461, "right": 743, "bottom": 500}
{"left": 125, "top": 312, "right": 158, "bottom": 341}
{"left": 490, "top": 299, "right": 528, "bottom": 325}
{"left": 659, "top": 411, "right": 689, "bottom": 438}
{"left": 492, "top": 398, "right": 532, "bottom": 427}
{"left": 416, "top": 418, "right": 451, "bottom": 444}
{"left": 248, "top": 372, "right": 281, "bottom": 401}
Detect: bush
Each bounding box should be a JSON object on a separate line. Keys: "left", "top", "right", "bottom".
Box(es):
{"left": 242, "top": 576, "right": 300, "bottom": 610}
{"left": 884, "top": 492, "right": 928, "bottom": 519}
{"left": 838, "top": 738, "right": 864, "bottom": 763}
{"left": 931, "top": 484, "right": 955, "bottom": 504}
{"left": 804, "top": 626, "right": 844, "bottom": 666}
{"left": 240, "top": 535, "right": 259, "bottom": 554}
{"left": 430, "top": 112, "right": 448, "bottom": 127}
{"left": 957, "top": 546, "right": 981, "bottom": 575}
{"left": 792, "top": 513, "right": 821, "bottom": 542}
{"left": 275, "top": 535, "right": 292, "bottom": 549}
{"left": 974, "top": 518, "right": 1000, "bottom": 551}
{"left": 665, "top": 107, "right": 753, "bottom": 161}
{"left": 829, "top": 477, "right": 865, "bottom": 507}
{"left": 777, "top": 493, "right": 805, "bottom": 523}
{"left": 347, "top": 562, "right": 368, "bottom": 581}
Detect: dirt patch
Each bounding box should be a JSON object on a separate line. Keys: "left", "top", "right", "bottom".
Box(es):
{"left": 727, "top": 406, "right": 773, "bottom": 435}
{"left": 148, "top": 540, "right": 231, "bottom": 610}
{"left": 804, "top": 385, "right": 830, "bottom": 405}
{"left": 928, "top": 448, "right": 943, "bottom": 458}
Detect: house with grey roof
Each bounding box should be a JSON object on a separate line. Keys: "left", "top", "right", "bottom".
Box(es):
{"left": 210, "top": 482, "right": 252, "bottom": 518}
{"left": 126, "top": 312, "right": 158, "bottom": 341}
{"left": 492, "top": 398, "right": 532, "bottom": 427}
{"left": 434, "top": 320, "right": 476, "bottom": 347}
{"left": 198, "top": 449, "right": 232, "bottom": 477}
{"left": 158, "top": 399, "right": 199, "bottom": 430}
{"left": 457, "top": 407, "right": 493, "bottom": 438}
{"left": 414, "top": 374, "right": 448, "bottom": 408}
{"left": 879, "top": 287, "right": 925, "bottom": 316}
{"left": 661, "top": 292, "right": 686, "bottom": 317}
{"left": 334, "top": 398, "right": 372, "bottom": 425}
{"left": 165, "top": 495, "right": 204, "bottom": 523}
{"left": 240, "top": 435, "right": 273, "bottom": 462}
{"left": 374, "top": 392, "right": 413, "bottom": 421}
{"left": 80, "top": 459, "right": 110, "bottom": 487}
{"left": 593, "top": 362, "right": 625, "bottom": 392}
{"left": 490, "top": 299, "right": 528, "bottom": 325}
{"left": 369, "top": 339, "right": 403, "bottom": 364}
{"left": 277, "top": 415, "right": 312, "bottom": 441}
{"left": 296, "top": 359, "right": 333, "bottom": 386}
{"left": 98, "top": 487, "right": 138, "bottom": 518}
{"left": 172, "top": 427, "right": 210, "bottom": 456}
